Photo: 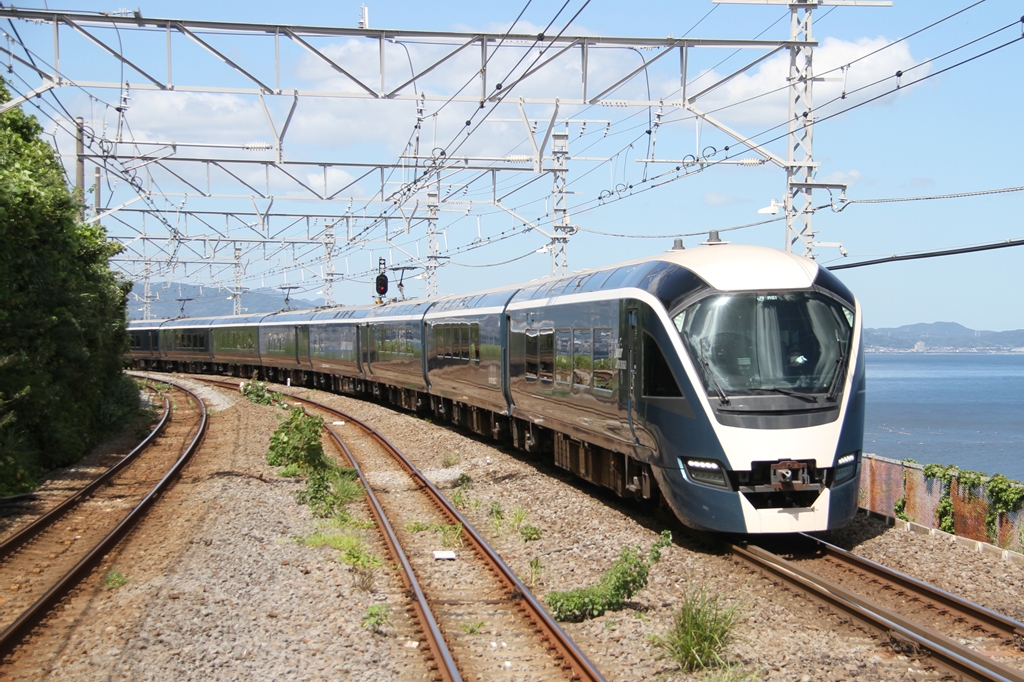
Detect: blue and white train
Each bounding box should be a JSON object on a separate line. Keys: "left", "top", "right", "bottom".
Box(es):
{"left": 128, "top": 243, "right": 865, "bottom": 534}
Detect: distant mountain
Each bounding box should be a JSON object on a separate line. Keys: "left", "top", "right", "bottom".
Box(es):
{"left": 864, "top": 322, "right": 1024, "bottom": 352}
{"left": 128, "top": 282, "right": 321, "bottom": 320}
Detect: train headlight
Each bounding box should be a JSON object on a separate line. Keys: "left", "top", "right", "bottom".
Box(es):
{"left": 683, "top": 458, "right": 729, "bottom": 489}
{"left": 834, "top": 451, "right": 860, "bottom": 484}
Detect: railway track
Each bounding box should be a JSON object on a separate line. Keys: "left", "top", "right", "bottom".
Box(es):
{"left": 0, "top": 379, "right": 207, "bottom": 664}
{"left": 197, "top": 376, "right": 604, "bottom": 682}
{"left": 732, "top": 536, "right": 1024, "bottom": 682}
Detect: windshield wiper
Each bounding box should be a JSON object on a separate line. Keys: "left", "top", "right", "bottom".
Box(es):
{"left": 697, "top": 344, "right": 730, "bottom": 406}
{"left": 750, "top": 387, "right": 818, "bottom": 403}
{"left": 826, "top": 344, "right": 849, "bottom": 403}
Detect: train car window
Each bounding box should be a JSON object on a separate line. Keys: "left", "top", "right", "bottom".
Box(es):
{"left": 642, "top": 332, "right": 683, "bottom": 397}
{"left": 460, "top": 323, "right": 470, "bottom": 360}
{"left": 602, "top": 263, "right": 652, "bottom": 290}
{"left": 539, "top": 329, "right": 554, "bottom": 381}
{"left": 443, "top": 324, "right": 453, "bottom": 358}
{"left": 470, "top": 323, "right": 480, "bottom": 362}
{"left": 453, "top": 324, "right": 462, "bottom": 360}
{"left": 572, "top": 329, "right": 592, "bottom": 387}
{"left": 593, "top": 328, "right": 616, "bottom": 392}
{"left": 555, "top": 329, "right": 571, "bottom": 384}
{"left": 152, "top": 333, "right": 158, "bottom": 350}
{"left": 525, "top": 329, "right": 539, "bottom": 379}
{"left": 434, "top": 324, "right": 443, "bottom": 358}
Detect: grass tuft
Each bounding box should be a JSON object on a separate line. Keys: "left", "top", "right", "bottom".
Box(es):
{"left": 104, "top": 570, "right": 129, "bottom": 590}
{"left": 461, "top": 621, "right": 485, "bottom": 634}
{"left": 361, "top": 604, "right": 390, "bottom": 633}
{"left": 649, "top": 581, "right": 740, "bottom": 672}
{"left": 434, "top": 523, "right": 464, "bottom": 548}
{"left": 520, "top": 524, "right": 542, "bottom": 542}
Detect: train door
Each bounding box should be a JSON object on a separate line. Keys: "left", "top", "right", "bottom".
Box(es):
{"left": 625, "top": 304, "right": 640, "bottom": 446}
{"left": 501, "top": 313, "right": 514, "bottom": 414}
{"left": 295, "top": 325, "right": 310, "bottom": 367}
{"left": 359, "top": 324, "right": 374, "bottom": 376}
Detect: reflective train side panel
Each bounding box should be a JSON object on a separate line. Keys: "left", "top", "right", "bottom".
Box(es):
{"left": 126, "top": 244, "right": 863, "bottom": 534}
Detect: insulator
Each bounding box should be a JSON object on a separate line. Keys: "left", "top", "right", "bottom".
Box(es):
{"left": 244, "top": 142, "right": 273, "bottom": 151}
{"left": 504, "top": 155, "right": 532, "bottom": 163}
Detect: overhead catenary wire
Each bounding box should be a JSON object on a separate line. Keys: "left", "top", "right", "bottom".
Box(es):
{"left": 4, "top": 4, "right": 1018, "bottom": 300}
{"left": 827, "top": 238, "right": 1024, "bottom": 271}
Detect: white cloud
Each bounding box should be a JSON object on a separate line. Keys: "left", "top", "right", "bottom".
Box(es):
{"left": 688, "top": 36, "right": 929, "bottom": 127}
{"left": 124, "top": 91, "right": 268, "bottom": 142}
{"left": 703, "top": 191, "right": 744, "bottom": 207}
{"left": 819, "top": 169, "right": 863, "bottom": 187}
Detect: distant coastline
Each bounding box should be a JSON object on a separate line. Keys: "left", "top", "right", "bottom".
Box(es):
{"left": 863, "top": 321, "right": 1024, "bottom": 354}
{"left": 865, "top": 348, "right": 1024, "bottom": 354}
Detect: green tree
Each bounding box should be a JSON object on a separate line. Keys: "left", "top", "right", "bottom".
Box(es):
{"left": 0, "top": 79, "right": 135, "bottom": 494}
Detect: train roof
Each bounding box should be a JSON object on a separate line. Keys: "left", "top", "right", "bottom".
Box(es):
{"left": 127, "top": 318, "right": 169, "bottom": 330}
{"left": 155, "top": 316, "right": 223, "bottom": 329}
{"left": 126, "top": 246, "right": 851, "bottom": 329}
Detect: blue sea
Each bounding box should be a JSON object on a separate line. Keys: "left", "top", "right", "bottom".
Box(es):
{"left": 864, "top": 354, "right": 1024, "bottom": 482}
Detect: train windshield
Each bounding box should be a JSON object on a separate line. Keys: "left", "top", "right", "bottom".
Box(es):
{"left": 674, "top": 292, "right": 853, "bottom": 397}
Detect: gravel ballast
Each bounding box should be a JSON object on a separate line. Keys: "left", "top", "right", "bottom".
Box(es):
{"left": 2, "top": 374, "right": 1021, "bottom": 681}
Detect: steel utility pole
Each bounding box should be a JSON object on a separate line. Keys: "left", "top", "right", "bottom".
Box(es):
{"left": 714, "top": 0, "right": 889, "bottom": 257}
{"left": 232, "top": 245, "right": 244, "bottom": 316}
{"left": 75, "top": 116, "right": 85, "bottom": 222}
{"left": 322, "top": 223, "right": 336, "bottom": 307}
{"left": 425, "top": 185, "right": 440, "bottom": 299}
{"left": 781, "top": 1, "right": 851, "bottom": 257}
{"left": 550, "top": 129, "right": 575, "bottom": 276}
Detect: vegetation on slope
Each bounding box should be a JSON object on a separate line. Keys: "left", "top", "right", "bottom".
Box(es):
{"left": 0, "top": 79, "right": 136, "bottom": 495}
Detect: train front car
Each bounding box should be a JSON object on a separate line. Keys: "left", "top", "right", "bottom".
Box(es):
{"left": 643, "top": 244, "right": 864, "bottom": 533}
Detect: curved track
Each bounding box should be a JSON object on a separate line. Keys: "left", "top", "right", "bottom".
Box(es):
{"left": 0, "top": 378, "right": 207, "bottom": 663}
{"left": 199, "top": 377, "right": 604, "bottom": 682}
{"left": 732, "top": 536, "right": 1024, "bottom": 682}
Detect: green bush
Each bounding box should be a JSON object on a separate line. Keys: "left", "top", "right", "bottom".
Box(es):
{"left": 649, "top": 582, "right": 740, "bottom": 672}
{"left": 96, "top": 373, "right": 142, "bottom": 434}
{"left": 241, "top": 372, "right": 273, "bottom": 405}
{"left": 545, "top": 531, "right": 671, "bottom": 621}
{"left": 267, "top": 407, "right": 326, "bottom": 469}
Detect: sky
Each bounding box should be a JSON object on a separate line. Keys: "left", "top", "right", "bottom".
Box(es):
{"left": 2, "top": 0, "right": 1022, "bottom": 331}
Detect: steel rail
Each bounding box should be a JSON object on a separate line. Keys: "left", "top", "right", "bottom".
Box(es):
{"left": 0, "top": 385, "right": 171, "bottom": 561}
{"left": 324, "top": 424, "right": 461, "bottom": 682}
{"left": 0, "top": 378, "right": 208, "bottom": 661}
{"left": 261, "top": 386, "right": 605, "bottom": 682}
{"left": 801, "top": 533, "right": 1024, "bottom": 646}
{"left": 732, "top": 543, "right": 1024, "bottom": 682}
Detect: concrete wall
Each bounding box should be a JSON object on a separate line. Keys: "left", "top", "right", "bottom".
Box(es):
{"left": 859, "top": 454, "right": 1024, "bottom": 554}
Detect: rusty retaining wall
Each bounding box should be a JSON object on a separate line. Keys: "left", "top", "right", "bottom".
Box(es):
{"left": 858, "top": 454, "right": 1024, "bottom": 554}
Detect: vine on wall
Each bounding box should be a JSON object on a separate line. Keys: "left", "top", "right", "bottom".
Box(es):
{"left": 984, "top": 474, "right": 1024, "bottom": 546}
{"left": 920, "top": 463, "right": 1024, "bottom": 545}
